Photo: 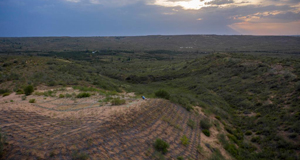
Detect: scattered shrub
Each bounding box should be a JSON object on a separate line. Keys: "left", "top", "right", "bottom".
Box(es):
{"left": 29, "top": 99, "right": 36, "bottom": 103}
{"left": 245, "top": 130, "right": 252, "bottom": 136}
{"left": 187, "top": 119, "right": 196, "bottom": 129}
{"left": 180, "top": 135, "right": 189, "bottom": 146}
{"left": 111, "top": 98, "right": 126, "bottom": 105}
{"left": 288, "top": 133, "right": 297, "bottom": 139}
{"left": 215, "top": 116, "right": 221, "bottom": 120}
{"left": 49, "top": 151, "right": 55, "bottom": 157}
{"left": 59, "top": 94, "right": 65, "bottom": 98}
{"left": 154, "top": 138, "right": 169, "bottom": 154}
{"left": 16, "top": 89, "right": 24, "bottom": 94}
{"left": 227, "top": 134, "right": 238, "bottom": 144}
{"left": 2, "top": 93, "right": 10, "bottom": 97}
{"left": 22, "top": 95, "right": 26, "bottom": 100}
{"left": 177, "top": 156, "right": 184, "bottom": 160}
{"left": 0, "top": 89, "right": 10, "bottom": 95}
{"left": 72, "top": 151, "right": 89, "bottom": 160}
{"left": 76, "top": 93, "right": 90, "bottom": 98}
{"left": 200, "top": 118, "right": 211, "bottom": 130}
{"left": 155, "top": 89, "right": 170, "bottom": 100}
{"left": 24, "top": 85, "right": 34, "bottom": 95}
{"left": 251, "top": 136, "right": 261, "bottom": 143}
{"left": 65, "top": 93, "right": 72, "bottom": 98}
{"left": 202, "top": 129, "right": 210, "bottom": 137}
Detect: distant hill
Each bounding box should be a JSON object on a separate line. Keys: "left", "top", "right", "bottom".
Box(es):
{"left": 1, "top": 35, "right": 300, "bottom": 54}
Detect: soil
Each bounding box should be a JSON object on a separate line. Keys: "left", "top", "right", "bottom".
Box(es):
{"left": 0, "top": 88, "right": 205, "bottom": 160}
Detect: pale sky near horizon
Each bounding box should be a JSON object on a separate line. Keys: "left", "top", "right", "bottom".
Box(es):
{"left": 0, "top": 0, "right": 299, "bottom": 37}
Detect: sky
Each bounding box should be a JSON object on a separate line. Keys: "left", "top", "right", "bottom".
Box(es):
{"left": 0, "top": 0, "right": 299, "bottom": 37}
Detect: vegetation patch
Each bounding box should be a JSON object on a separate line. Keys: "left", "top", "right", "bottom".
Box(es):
{"left": 111, "top": 98, "right": 126, "bottom": 105}
{"left": 202, "top": 129, "right": 210, "bottom": 137}
{"left": 76, "top": 93, "right": 91, "bottom": 98}
{"left": 187, "top": 119, "right": 196, "bottom": 129}
{"left": 155, "top": 89, "right": 170, "bottom": 100}
{"left": 200, "top": 118, "right": 211, "bottom": 130}
{"left": 154, "top": 138, "right": 169, "bottom": 154}
{"left": 72, "top": 151, "right": 89, "bottom": 160}
{"left": 24, "top": 85, "right": 34, "bottom": 95}
{"left": 180, "top": 135, "right": 189, "bottom": 146}
{"left": 2, "top": 93, "right": 10, "bottom": 97}
{"left": 29, "top": 99, "right": 36, "bottom": 103}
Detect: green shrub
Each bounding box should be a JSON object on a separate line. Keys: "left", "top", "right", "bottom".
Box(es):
{"left": 177, "top": 156, "right": 184, "bottom": 160}
{"left": 155, "top": 89, "right": 170, "bottom": 100}
{"left": 288, "top": 133, "right": 297, "bottom": 139}
{"left": 227, "top": 134, "right": 238, "bottom": 144}
{"left": 16, "top": 89, "right": 24, "bottom": 95}
{"left": 76, "top": 93, "right": 90, "bottom": 98}
{"left": 251, "top": 136, "right": 261, "bottom": 143}
{"left": 29, "top": 99, "right": 36, "bottom": 103}
{"left": 24, "top": 85, "right": 34, "bottom": 95}
{"left": 0, "top": 89, "right": 10, "bottom": 95}
{"left": 111, "top": 98, "right": 126, "bottom": 105}
{"left": 200, "top": 118, "right": 211, "bottom": 130}
{"left": 224, "top": 144, "right": 239, "bottom": 157}
{"left": 180, "top": 135, "right": 189, "bottom": 146}
{"left": 187, "top": 119, "right": 196, "bottom": 129}
{"left": 59, "top": 94, "right": 65, "bottom": 98}
{"left": 202, "top": 129, "right": 210, "bottom": 137}
{"left": 22, "top": 95, "right": 26, "bottom": 100}
{"left": 215, "top": 116, "right": 221, "bottom": 120}
{"left": 65, "top": 93, "right": 72, "bottom": 98}
{"left": 245, "top": 130, "right": 252, "bottom": 136}
{"left": 72, "top": 151, "right": 89, "bottom": 160}
{"left": 154, "top": 138, "right": 169, "bottom": 154}
{"left": 2, "top": 93, "right": 10, "bottom": 97}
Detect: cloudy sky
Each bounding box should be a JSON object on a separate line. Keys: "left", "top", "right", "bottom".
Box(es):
{"left": 0, "top": 0, "right": 299, "bottom": 36}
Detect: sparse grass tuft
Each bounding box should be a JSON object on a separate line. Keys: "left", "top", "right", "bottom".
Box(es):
{"left": 29, "top": 99, "right": 36, "bottom": 103}
{"left": 111, "top": 98, "right": 126, "bottom": 105}
{"left": 180, "top": 135, "right": 189, "bottom": 146}
{"left": 2, "top": 93, "right": 10, "bottom": 97}
{"left": 187, "top": 119, "right": 196, "bottom": 129}
{"left": 72, "top": 151, "right": 89, "bottom": 160}
{"left": 76, "top": 93, "right": 90, "bottom": 98}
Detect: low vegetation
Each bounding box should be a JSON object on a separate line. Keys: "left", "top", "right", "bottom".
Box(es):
{"left": 76, "top": 93, "right": 91, "bottom": 98}
{"left": 202, "top": 129, "right": 210, "bottom": 137}
{"left": 24, "top": 85, "right": 34, "bottom": 96}
{"left": 154, "top": 138, "right": 170, "bottom": 154}
{"left": 155, "top": 89, "right": 170, "bottom": 100}
{"left": 187, "top": 119, "right": 196, "bottom": 129}
{"left": 111, "top": 98, "right": 126, "bottom": 105}
{"left": 180, "top": 135, "right": 189, "bottom": 146}
{"left": 200, "top": 118, "right": 211, "bottom": 130}
{"left": 29, "top": 99, "right": 36, "bottom": 103}
{"left": 0, "top": 37, "right": 299, "bottom": 159}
